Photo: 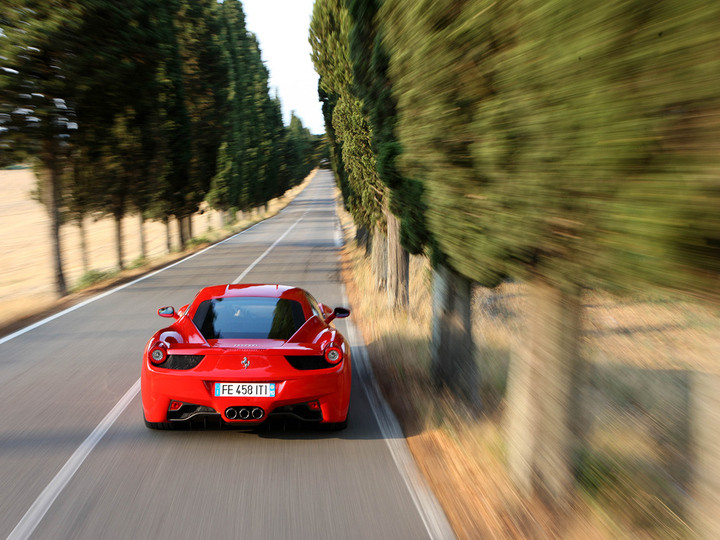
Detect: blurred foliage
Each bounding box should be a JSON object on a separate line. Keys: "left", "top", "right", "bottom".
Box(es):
{"left": 313, "top": 0, "right": 720, "bottom": 524}
{"left": 346, "top": 0, "right": 430, "bottom": 255}
{"left": 310, "top": 0, "right": 383, "bottom": 231}
{"left": 318, "top": 82, "right": 351, "bottom": 209}
{"left": 0, "top": 0, "right": 321, "bottom": 280}
{"left": 185, "top": 235, "right": 213, "bottom": 248}
{"left": 128, "top": 256, "right": 148, "bottom": 270}
{"left": 70, "top": 268, "right": 118, "bottom": 292}
{"left": 379, "top": 0, "right": 720, "bottom": 296}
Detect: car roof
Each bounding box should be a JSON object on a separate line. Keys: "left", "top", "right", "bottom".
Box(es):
{"left": 192, "top": 284, "right": 308, "bottom": 304}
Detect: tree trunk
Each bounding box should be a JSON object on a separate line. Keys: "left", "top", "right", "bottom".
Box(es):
{"left": 165, "top": 219, "right": 172, "bottom": 253}
{"left": 186, "top": 214, "right": 193, "bottom": 240}
{"left": 386, "top": 209, "right": 409, "bottom": 310}
{"left": 430, "top": 264, "right": 479, "bottom": 406}
{"left": 78, "top": 216, "right": 89, "bottom": 273}
{"left": 692, "top": 372, "right": 720, "bottom": 539}
{"left": 114, "top": 211, "right": 124, "bottom": 270}
{"left": 356, "top": 225, "right": 370, "bottom": 255}
{"left": 177, "top": 216, "right": 186, "bottom": 250}
{"left": 371, "top": 224, "right": 387, "bottom": 291}
{"left": 46, "top": 154, "right": 67, "bottom": 296}
{"left": 138, "top": 212, "right": 146, "bottom": 260}
{"left": 504, "top": 275, "right": 583, "bottom": 510}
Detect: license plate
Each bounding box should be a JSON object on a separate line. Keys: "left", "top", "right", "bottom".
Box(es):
{"left": 214, "top": 382, "right": 276, "bottom": 398}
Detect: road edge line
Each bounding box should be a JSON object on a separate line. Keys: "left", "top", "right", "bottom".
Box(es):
{"left": 342, "top": 289, "right": 456, "bottom": 540}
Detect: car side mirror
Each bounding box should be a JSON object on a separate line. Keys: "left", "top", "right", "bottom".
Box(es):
{"left": 158, "top": 306, "right": 178, "bottom": 319}
{"left": 324, "top": 306, "right": 350, "bottom": 324}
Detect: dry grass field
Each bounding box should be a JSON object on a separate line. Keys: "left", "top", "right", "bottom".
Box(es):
{"left": 336, "top": 190, "right": 720, "bottom": 538}
{"left": 0, "top": 167, "right": 312, "bottom": 329}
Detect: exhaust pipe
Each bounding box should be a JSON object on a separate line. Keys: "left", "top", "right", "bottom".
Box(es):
{"left": 225, "top": 406, "right": 263, "bottom": 421}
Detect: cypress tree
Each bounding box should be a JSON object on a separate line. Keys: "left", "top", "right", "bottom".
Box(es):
{"left": 155, "top": 0, "right": 192, "bottom": 247}
{"left": 0, "top": 1, "right": 86, "bottom": 295}
{"left": 175, "top": 0, "right": 229, "bottom": 219}
{"left": 346, "top": 0, "right": 433, "bottom": 309}
{"left": 206, "top": 1, "right": 240, "bottom": 217}
{"left": 310, "top": 0, "right": 384, "bottom": 245}
{"left": 318, "top": 84, "right": 354, "bottom": 221}
{"left": 267, "top": 95, "right": 291, "bottom": 197}
{"left": 379, "top": 0, "right": 720, "bottom": 512}
{"left": 213, "top": 0, "right": 251, "bottom": 212}
{"left": 286, "top": 113, "right": 316, "bottom": 185}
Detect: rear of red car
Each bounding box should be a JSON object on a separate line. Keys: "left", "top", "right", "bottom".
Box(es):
{"left": 141, "top": 285, "right": 351, "bottom": 430}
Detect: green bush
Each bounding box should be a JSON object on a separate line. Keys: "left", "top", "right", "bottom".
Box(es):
{"left": 186, "top": 235, "right": 212, "bottom": 248}
{"left": 72, "top": 269, "right": 118, "bottom": 292}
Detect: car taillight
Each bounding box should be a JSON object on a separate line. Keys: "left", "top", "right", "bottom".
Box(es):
{"left": 162, "top": 355, "right": 204, "bottom": 370}
{"left": 324, "top": 344, "right": 343, "bottom": 364}
{"left": 149, "top": 343, "right": 167, "bottom": 365}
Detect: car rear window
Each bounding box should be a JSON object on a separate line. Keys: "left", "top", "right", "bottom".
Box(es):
{"left": 192, "top": 297, "right": 306, "bottom": 340}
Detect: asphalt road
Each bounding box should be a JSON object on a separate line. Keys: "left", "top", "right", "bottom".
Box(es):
{"left": 0, "top": 170, "right": 454, "bottom": 540}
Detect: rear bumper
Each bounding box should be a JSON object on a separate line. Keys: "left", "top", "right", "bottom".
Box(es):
{"left": 142, "top": 361, "right": 350, "bottom": 424}
{"left": 164, "top": 402, "right": 324, "bottom": 427}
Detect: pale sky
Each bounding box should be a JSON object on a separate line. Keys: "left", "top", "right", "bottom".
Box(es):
{"left": 241, "top": 0, "right": 324, "bottom": 135}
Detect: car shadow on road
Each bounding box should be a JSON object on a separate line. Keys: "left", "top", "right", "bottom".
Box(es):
{"left": 253, "top": 416, "right": 386, "bottom": 441}
{"left": 144, "top": 416, "right": 397, "bottom": 441}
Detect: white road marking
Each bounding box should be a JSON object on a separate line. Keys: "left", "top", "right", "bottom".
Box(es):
{"left": 7, "top": 380, "right": 141, "bottom": 540}
{"left": 232, "top": 212, "right": 306, "bottom": 284}
{"left": 4, "top": 211, "right": 307, "bottom": 540}
{"left": 332, "top": 183, "right": 451, "bottom": 538}
{"left": 341, "top": 290, "right": 456, "bottom": 540}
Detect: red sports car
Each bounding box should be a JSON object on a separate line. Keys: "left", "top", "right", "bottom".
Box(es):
{"left": 141, "top": 284, "right": 351, "bottom": 430}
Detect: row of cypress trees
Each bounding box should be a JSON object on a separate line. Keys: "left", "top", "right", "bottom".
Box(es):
{"left": 0, "top": 0, "right": 321, "bottom": 296}
{"left": 311, "top": 0, "right": 720, "bottom": 528}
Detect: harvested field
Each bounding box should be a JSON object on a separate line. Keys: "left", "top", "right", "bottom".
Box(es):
{"left": 0, "top": 167, "right": 312, "bottom": 329}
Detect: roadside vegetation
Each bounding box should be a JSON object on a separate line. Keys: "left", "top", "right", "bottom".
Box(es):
{"left": 71, "top": 269, "right": 119, "bottom": 293}
{"left": 339, "top": 199, "right": 717, "bottom": 538}
{"left": 313, "top": 0, "right": 720, "bottom": 537}
{"left": 0, "top": 0, "right": 324, "bottom": 297}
